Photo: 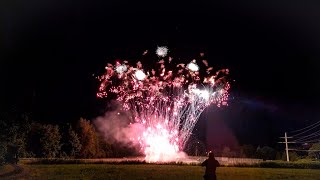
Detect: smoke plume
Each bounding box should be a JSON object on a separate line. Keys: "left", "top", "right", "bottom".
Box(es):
{"left": 94, "top": 103, "right": 144, "bottom": 147}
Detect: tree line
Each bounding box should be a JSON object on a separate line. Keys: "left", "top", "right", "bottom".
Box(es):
{"left": 186, "top": 143, "right": 320, "bottom": 161}
{"left": 0, "top": 112, "right": 139, "bottom": 165}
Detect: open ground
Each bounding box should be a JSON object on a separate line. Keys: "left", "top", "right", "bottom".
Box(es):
{"left": 25, "top": 164, "right": 320, "bottom": 180}
{"left": 2, "top": 157, "right": 320, "bottom": 179}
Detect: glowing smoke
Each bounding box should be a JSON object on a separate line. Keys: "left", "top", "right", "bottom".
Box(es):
{"left": 94, "top": 105, "right": 140, "bottom": 145}
{"left": 94, "top": 103, "right": 187, "bottom": 162}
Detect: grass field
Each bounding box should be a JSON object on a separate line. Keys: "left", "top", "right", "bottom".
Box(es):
{"left": 0, "top": 165, "right": 14, "bottom": 176}
{"left": 25, "top": 164, "right": 320, "bottom": 179}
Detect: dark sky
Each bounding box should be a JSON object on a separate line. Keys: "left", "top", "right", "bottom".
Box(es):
{"left": 2, "top": 0, "right": 320, "bottom": 147}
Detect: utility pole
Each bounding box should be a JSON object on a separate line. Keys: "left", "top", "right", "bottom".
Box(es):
{"left": 278, "top": 132, "right": 294, "bottom": 162}
{"left": 284, "top": 132, "right": 289, "bottom": 162}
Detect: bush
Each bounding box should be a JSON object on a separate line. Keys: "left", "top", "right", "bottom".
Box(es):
{"left": 289, "top": 152, "right": 300, "bottom": 161}
{"left": 258, "top": 161, "right": 320, "bottom": 169}
{"left": 308, "top": 143, "right": 320, "bottom": 160}
{"left": 0, "top": 142, "right": 7, "bottom": 165}
{"left": 241, "top": 145, "right": 256, "bottom": 158}
{"left": 256, "top": 146, "right": 276, "bottom": 160}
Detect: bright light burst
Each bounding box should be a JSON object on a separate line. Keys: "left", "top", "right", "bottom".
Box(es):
{"left": 187, "top": 61, "right": 199, "bottom": 72}
{"left": 96, "top": 47, "right": 231, "bottom": 162}
{"left": 156, "top": 46, "right": 168, "bottom": 57}
{"left": 134, "top": 70, "right": 146, "bottom": 81}
{"left": 115, "top": 64, "right": 127, "bottom": 74}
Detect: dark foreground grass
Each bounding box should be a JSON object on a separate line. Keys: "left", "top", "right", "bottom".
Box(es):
{"left": 26, "top": 164, "right": 320, "bottom": 180}
{"left": 0, "top": 165, "right": 14, "bottom": 176}
{"left": 21, "top": 158, "right": 320, "bottom": 169}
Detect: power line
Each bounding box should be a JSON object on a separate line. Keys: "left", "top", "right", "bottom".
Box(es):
{"left": 295, "top": 140, "right": 320, "bottom": 144}
{"left": 290, "top": 120, "right": 320, "bottom": 133}
{"left": 295, "top": 138, "right": 319, "bottom": 143}
{"left": 295, "top": 129, "right": 320, "bottom": 139}
{"left": 295, "top": 131, "right": 320, "bottom": 140}
{"left": 291, "top": 121, "right": 320, "bottom": 137}
{"left": 289, "top": 149, "right": 320, "bottom": 152}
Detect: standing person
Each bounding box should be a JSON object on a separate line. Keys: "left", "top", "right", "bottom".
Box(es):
{"left": 201, "top": 152, "right": 220, "bottom": 180}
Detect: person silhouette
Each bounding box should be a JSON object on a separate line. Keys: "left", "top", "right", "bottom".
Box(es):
{"left": 201, "top": 152, "right": 220, "bottom": 180}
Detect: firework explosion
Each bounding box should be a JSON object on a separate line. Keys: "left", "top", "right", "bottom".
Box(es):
{"left": 96, "top": 47, "right": 230, "bottom": 162}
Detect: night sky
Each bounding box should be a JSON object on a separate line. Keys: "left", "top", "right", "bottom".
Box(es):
{"left": 2, "top": 0, "right": 320, "bottom": 148}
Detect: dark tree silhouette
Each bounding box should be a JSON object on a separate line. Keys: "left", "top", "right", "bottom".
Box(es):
{"left": 40, "top": 124, "right": 62, "bottom": 158}
{"left": 77, "top": 118, "right": 99, "bottom": 158}
{"left": 68, "top": 125, "right": 82, "bottom": 158}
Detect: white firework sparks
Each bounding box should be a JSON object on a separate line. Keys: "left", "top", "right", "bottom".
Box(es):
{"left": 156, "top": 46, "right": 168, "bottom": 57}
{"left": 135, "top": 70, "right": 146, "bottom": 80}
{"left": 187, "top": 62, "right": 199, "bottom": 72}
{"left": 115, "top": 64, "right": 127, "bottom": 74}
